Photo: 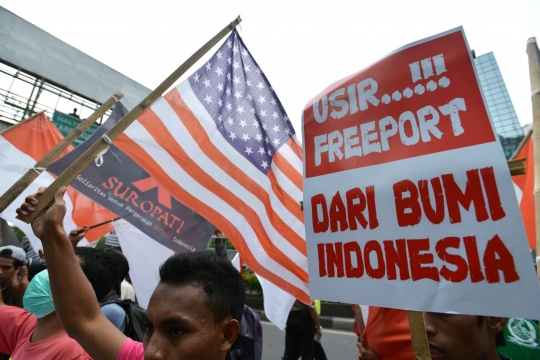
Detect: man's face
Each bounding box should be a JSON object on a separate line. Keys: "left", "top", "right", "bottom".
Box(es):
{"left": 143, "top": 282, "right": 235, "bottom": 360}
{"left": 0, "top": 257, "right": 17, "bottom": 286}
{"left": 423, "top": 313, "right": 493, "bottom": 360}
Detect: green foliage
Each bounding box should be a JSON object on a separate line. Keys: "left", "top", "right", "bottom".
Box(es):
{"left": 10, "top": 226, "right": 25, "bottom": 241}
{"left": 95, "top": 236, "right": 111, "bottom": 250}
{"left": 242, "top": 267, "right": 262, "bottom": 296}
{"left": 207, "top": 238, "right": 236, "bottom": 250}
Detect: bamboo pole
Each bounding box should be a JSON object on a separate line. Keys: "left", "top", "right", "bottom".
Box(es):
{"left": 526, "top": 37, "right": 540, "bottom": 284}
{"left": 16, "top": 16, "right": 242, "bottom": 224}
{"left": 407, "top": 311, "right": 431, "bottom": 360}
{"left": 508, "top": 158, "right": 526, "bottom": 176}
{"left": 0, "top": 93, "right": 122, "bottom": 214}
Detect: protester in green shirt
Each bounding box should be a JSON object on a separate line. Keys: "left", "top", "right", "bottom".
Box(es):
{"left": 497, "top": 318, "right": 540, "bottom": 360}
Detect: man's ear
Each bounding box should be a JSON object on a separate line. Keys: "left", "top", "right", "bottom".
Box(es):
{"left": 486, "top": 317, "right": 508, "bottom": 334}
{"left": 218, "top": 317, "right": 240, "bottom": 353}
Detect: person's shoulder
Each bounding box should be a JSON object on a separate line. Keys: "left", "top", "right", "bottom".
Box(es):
{"left": 0, "top": 305, "right": 34, "bottom": 326}
{"left": 46, "top": 333, "right": 91, "bottom": 359}
{"left": 242, "top": 305, "right": 261, "bottom": 324}
{"left": 101, "top": 302, "right": 126, "bottom": 314}
{"left": 0, "top": 304, "right": 25, "bottom": 315}
{"left": 117, "top": 337, "right": 144, "bottom": 360}
{"left": 101, "top": 303, "right": 127, "bottom": 332}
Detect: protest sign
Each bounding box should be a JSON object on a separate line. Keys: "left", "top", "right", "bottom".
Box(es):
{"left": 48, "top": 103, "right": 216, "bottom": 254}
{"left": 302, "top": 27, "right": 540, "bottom": 319}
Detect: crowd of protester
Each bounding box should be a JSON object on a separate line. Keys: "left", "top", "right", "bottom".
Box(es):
{"left": 0, "top": 186, "right": 533, "bottom": 359}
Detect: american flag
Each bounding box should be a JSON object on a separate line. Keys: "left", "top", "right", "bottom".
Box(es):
{"left": 114, "top": 30, "right": 309, "bottom": 303}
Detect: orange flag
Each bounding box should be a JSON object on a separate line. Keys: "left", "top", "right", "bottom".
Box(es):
{"left": 0, "top": 113, "right": 116, "bottom": 247}
{"left": 512, "top": 136, "right": 535, "bottom": 250}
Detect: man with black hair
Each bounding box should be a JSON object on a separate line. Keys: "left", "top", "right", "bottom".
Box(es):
{"left": 75, "top": 247, "right": 121, "bottom": 301}
{"left": 17, "top": 186, "right": 243, "bottom": 360}
{"left": 104, "top": 248, "right": 130, "bottom": 297}
{"left": 0, "top": 246, "right": 25, "bottom": 308}
{"left": 357, "top": 313, "right": 510, "bottom": 360}
{"left": 423, "top": 313, "right": 509, "bottom": 360}
{"left": 74, "top": 247, "right": 127, "bottom": 332}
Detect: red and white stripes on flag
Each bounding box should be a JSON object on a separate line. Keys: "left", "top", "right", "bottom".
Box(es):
{"left": 115, "top": 30, "right": 310, "bottom": 303}
{"left": 0, "top": 113, "right": 117, "bottom": 250}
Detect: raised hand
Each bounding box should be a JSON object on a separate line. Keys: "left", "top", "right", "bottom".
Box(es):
{"left": 16, "top": 186, "right": 68, "bottom": 243}
{"left": 12, "top": 266, "right": 29, "bottom": 301}
{"left": 69, "top": 226, "right": 89, "bottom": 248}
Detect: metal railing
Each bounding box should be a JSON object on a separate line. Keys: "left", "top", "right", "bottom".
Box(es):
{"left": 0, "top": 61, "right": 111, "bottom": 124}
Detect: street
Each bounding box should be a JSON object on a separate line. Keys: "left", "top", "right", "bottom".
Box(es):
{"left": 262, "top": 321, "right": 358, "bottom": 360}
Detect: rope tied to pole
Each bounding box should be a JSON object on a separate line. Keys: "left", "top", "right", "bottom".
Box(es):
{"left": 26, "top": 167, "right": 47, "bottom": 174}
{"left": 95, "top": 134, "right": 121, "bottom": 166}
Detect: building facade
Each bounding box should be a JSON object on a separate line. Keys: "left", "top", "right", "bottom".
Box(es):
{"left": 0, "top": 6, "right": 150, "bottom": 128}
{"left": 474, "top": 52, "right": 523, "bottom": 158}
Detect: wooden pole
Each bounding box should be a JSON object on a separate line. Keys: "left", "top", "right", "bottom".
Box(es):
{"left": 509, "top": 128, "right": 532, "bottom": 160}
{"left": 407, "top": 311, "right": 431, "bottom": 360}
{"left": 508, "top": 158, "right": 526, "bottom": 176}
{"left": 353, "top": 304, "right": 365, "bottom": 338}
{"left": 72, "top": 217, "right": 122, "bottom": 234}
{"left": 526, "top": 37, "right": 540, "bottom": 284}
{"left": 87, "top": 216, "right": 121, "bottom": 230}
{"left": 16, "top": 16, "right": 242, "bottom": 224}
{"left": 0, "top": 93, "right": 122, "bottom": 214}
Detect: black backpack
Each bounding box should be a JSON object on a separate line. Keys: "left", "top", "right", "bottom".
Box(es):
{"left": 101, "top": 299, "right": 146, "bottom": 342}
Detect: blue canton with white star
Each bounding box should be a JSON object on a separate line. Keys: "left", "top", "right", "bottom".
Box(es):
{"left": 188, "top": 30, "right": 295, "bottom": 175}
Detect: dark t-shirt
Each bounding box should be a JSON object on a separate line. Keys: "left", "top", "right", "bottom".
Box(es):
{"left": 1, "top": 283, "right": 21, "bottom": 308}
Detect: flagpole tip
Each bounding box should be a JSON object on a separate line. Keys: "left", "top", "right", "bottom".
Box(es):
{"left": 229, "top": 16, "right": 242, "bottom": 30}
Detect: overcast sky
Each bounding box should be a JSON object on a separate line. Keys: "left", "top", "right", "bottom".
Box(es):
{"left": 1, "top": 0, "right": 539, "bottom": 133}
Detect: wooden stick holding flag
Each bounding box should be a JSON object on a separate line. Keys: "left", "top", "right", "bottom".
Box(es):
{"left": 0, "top": 93, "right": 122, "bottom": 214}
{"left": 70, "top": 217, "right": 122, "bottom": 235}
{"left": 353, "top": 304, "right": 365, "bottom": 338}
{"left": 526, "top": 36, "right": 540, "bottom": 282}
{"left": 16, "top": 16, "right": 242, "bottom": 224}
